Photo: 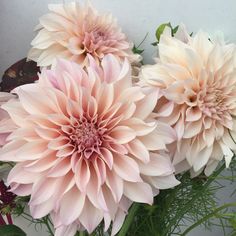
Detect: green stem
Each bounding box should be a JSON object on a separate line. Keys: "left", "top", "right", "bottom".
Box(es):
{"left": 43, "top": 216, "right": 54, "bottom": 236}
{"left": 136, "top": 33, "right": 148, "bottom": 48}
{"left": 181, "top": 202, "right": 236, "bottom": 236}
{"left": 117, "top": 203, "right": 140, "bottom": 236}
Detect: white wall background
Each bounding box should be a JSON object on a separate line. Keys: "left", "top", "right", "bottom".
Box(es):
{"left": 0, "top": 0, "right": 236, "bottom": 235}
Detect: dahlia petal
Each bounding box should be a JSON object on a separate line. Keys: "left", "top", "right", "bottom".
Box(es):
{"left": 203, "top": 128, "right": 215, "bottom": 147}
{"left": 31, "top": 28, "right": 54, "bottom": 49}
{"left": 147, "top": 175, "right": 180, "bottom": 190}
{"left": 113, "top": 154, "right": 142, "bottom": 182}
{"left": 184, "top": 48, "right": 202, "bottom": 77}
{"left": 193, "top": 30, "right": 213, "bottom": 64}
{"left": 133, "top": 89, "right": 158, "bottom": 120}
{"left": 68, "top": 37, "right": 85, "bottom": 55}
{"left": 30, "top": 178, "right": 61, "bottom": 205}
{"left": 104, "top": 213, "right": 112, "bottom": 232}
{"left": 126, "top": 139, "right": 150, "bottom": 163}
{"left": 138, "top": 130, "right": 167, "bottom": 150}
{"left": 204, "top": 161, "right": 220, "bottom": 176}
{"left": 48, "top": 136, "right": 70, "bottom": 150}
{"left": 79, "top": 198, "right": 103, "bottom": 233}
{"left": 174, "top": 116, "right": 185, "bottom": 140}
{"left": 116, "top": 87, "right": 145, "bottom": 103}
{"left": 106, "top": 170, "right": 123, "bottom": 202}
{"left": 8, "top": 164, "right": 41, "bottom": 185}
{"left": 219, "top": 141, "right": 234, "bottom": 168}
{"left": 121, "top": 118, "right": 156, "bottom": 136}
{"left": 75, "top": 158, "right": 90, "bottom": 192}
{"left": 25, "top": 154, "right": 58, "bottom": 172}
{"left": 47, "top": 158, "right": 71, "bottom": 177}
{"left": 10, "top": 183, "right": 32, "bottom": 196}
{"left": 2, "top": 100, "right": 28, "bottom": 127}
{"left": 192, "top": 146, "right": 213, "bottom": 172}
{"left": 93, "top": 157, "right": 107, "bottom": 186}
{"left": 35, "top": 126, "right": 60, "bottom": 140}
{"left": 102, "top": 54, "right": 121, "bottom": 83}
{"left": 0, "top": 140, "right": 26, "bottom": 161}
{"left": 110, "top": 126, "right": 135, "bottom": 144}
{"left": 56, "top": 145, "right": 75, "bottom": 158}
{"left": 186, "top": 107, "right": 202, "bottom": 122}
{"left": 111, "top": 209, "right": 126, "bottom": 236}
{"left": 30, "top": 196, "right": 55, "bottom": 218}
{"left": 38, "top": 44, "right": 66, "bottom": 67}
{"left": 61, "top": 171, "right": 76, "bottom": 195}
{"left": 102, "top": 186, "right": 118, "bottom": 218}
{"left": 183, "top": 120, "right": 202, "bottom": 138}
{"left": 17, "top": 87, "right": 56, "bottom": 115}
{"left": 155, "top": 122, "right": 176, "bottom": 143}
{"left": 123, "top": 181, "right": 153, "bottom": 205}
{"left": 156, "top": 101, "right": 174, "bottom": 117}
{"left": 6, "top": 127, "right": 36, "bottom": 142}
{"left": 59, "top": 187, "right": 85, "bottom": 225}
{"left": 139, "top": 153, "right": 174, "bottom": 176}
{"left": 99, "top": 147, "right": 113, "bottom": 169}
{"left": 54, "top": 224, "right": 78, "bottom": 236}
{"left": 107, "top": 143, "right": 128, "bottom": 155}
{"left": 97, "top": 84, "right": 114, "bottom": 114}
{"left": 15, "top": 141, "right": 48, "bottom": 161}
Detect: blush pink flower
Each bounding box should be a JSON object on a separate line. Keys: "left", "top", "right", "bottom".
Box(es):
{"left": 0, "top": 92, "right": 16, "bottom": 147}
{"left": 27, "top": 2, "right": 139, "bottom": 68}
{"left": 0, "top": 55, "right": 178, "bottom": 235}
{"left": 140, "top": 25, "right": 236, "bottom": 176}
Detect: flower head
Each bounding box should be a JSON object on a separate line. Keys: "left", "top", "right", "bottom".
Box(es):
{"left": 0, "top": 55, "right": 178, "bottom": 235}
{"left": 28, "top": 2, "right": 139, "bottom": 68}
{"left": 140, "top": 25, "right": 236, "bottom": 176}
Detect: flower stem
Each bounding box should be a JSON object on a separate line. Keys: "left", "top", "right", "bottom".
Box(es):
{"left": 0, "top": 214, "right": 6, "bottom": 225}
{"left": 181, "top": 202, "right": 236, "bottom": 235}
{"left": 43, "top": 216, "right": 54, "bottom": 236}
{"left": 6, "top": 213, "right": 13, "bottom": 224}
{"left": 117, "top": 203, "right": 140, "bottom": 236}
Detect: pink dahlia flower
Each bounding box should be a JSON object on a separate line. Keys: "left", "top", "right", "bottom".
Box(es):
{"left": 0, "top": 55, "right": 178, "bottom": 235}
{"left": 0, "top": 92, "right": 16, "bottom": 147}
{"left": 27, "top": 2, "right": 140, "bottom": 68}
{"left": 140, "top": 25, "right": 236, "bottom": 176}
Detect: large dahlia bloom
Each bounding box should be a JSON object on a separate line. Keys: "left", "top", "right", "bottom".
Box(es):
{"left": 0, "top": 55, "right": 178, "bottom": 235}
{"left": 0, "top": 92, "right": 16, "bottom": 147}
{"left": 140, "top": 25, "right": 236, "bottom": 176}
{"left": 28, "top": 2, "right": 139, "bottom": 68}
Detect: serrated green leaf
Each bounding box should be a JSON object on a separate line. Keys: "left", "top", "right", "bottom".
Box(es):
{"left": 155, "top": 22, "right": 172, "bottom": 42}
{"left": 0, "top": 224, "right": 26, "bottom": 236}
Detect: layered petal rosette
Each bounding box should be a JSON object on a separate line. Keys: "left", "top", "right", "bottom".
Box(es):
{"left": 0, "top": 55, "right": 178, "bottom": 235}
{"left": 140, "top": 25, "right": 236, "bottom": 176}
{"left": 28, "top": 2, "right": 139, "bottom": 68}
{"left": 0, "top": 92, "right": 16, "bottom": 147}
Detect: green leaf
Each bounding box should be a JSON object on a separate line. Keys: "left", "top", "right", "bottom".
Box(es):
{"left": 172, "top": 25, "right": 179, "bottom": 35}
{"left": 155, "top": 22, "right": 172, "bottom": 42}
{"left": 0, "top": 224, "right": 26, "bottom": 236}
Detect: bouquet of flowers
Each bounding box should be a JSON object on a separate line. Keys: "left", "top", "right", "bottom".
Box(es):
{"left": 0, "top": 2, "right": 235, "bottom": 236}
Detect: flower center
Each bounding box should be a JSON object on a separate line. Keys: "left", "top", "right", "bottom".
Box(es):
{"left": 83, "top": 29, "right": 109, "bottom": 54}
{"left": 199, "top": 85, "right": 227, "bottom": 118}
{"left": 70, "top": 116, "right": 104, "bottom": 159}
